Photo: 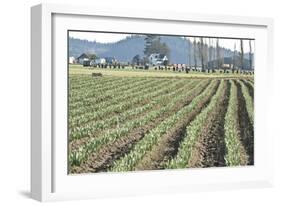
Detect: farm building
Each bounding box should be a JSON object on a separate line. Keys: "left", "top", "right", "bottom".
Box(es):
{"left": 90, "top": 57, "right": 117, "bottom": 66}
{"left": 149, "top": 53, "right": 168, "bottom": 66}
{"left": 77, "top": 53, "right": 97, "bottom": 64}
{"left": 69, "top": 56, "right": 76, "bottom": 64}
{"left": 77, "top": 53, "right": 90, "bottom": 64}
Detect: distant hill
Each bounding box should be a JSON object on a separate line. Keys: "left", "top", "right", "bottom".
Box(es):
{"left": 69, "top": 35, "right": 145, "bottom": 62}
{"left": 69, "top": 35, "right": 252, "bottom": 66}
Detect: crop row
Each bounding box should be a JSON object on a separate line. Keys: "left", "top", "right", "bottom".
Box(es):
{"left": 110, "top": 80, "right": 218, "bottom": 172}
{"left": 69, "top": 80, "right": 211, "bottom": 166}
{"left": 70, "top": 78, "right": 144, "bottom": 103}
{"left": 224, "top": 80, "right": 248, "bottom": 166}
{"left": 70, "top": 75, "right": 125, "bottom": 91}
{"left": 69, "top": 80, "right": 208, "bottom": 172}
{"left": 165, "top": 80, "right": 225, "bottom": 169}
{"left": 68, "top": 77, "right": 254, "bottom": 173}
{"left": 69, "top": 78, "right": 150, "bottom": 107}
{"left": 69, "top": 79, "right": 184, "bottom": 127}
{"left": 70, "top": 79, "right": 204, "bottom": 149}
{"left": 69, "top": 79, "right": 197, "bottom": 140}
{"left": 239, "top": 80, "right": 254, "bottom": 126}
{"left": 69, "top": 78, "right": 170, "bottom": 118}
{"left": 70, "top": 77, "right": 150, "bottom": 100}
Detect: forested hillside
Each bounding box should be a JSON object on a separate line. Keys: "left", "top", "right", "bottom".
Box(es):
{"left": 69, "top": 35, "right": 252, "bottom": 66}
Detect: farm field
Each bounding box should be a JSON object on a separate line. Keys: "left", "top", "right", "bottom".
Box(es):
{"left": 68, "top": 66, "right": 254, "bottom": 174}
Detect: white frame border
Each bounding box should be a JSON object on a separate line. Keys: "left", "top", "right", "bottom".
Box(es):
{"left": 31, "top": 3, "right": 274, "bottom": 202}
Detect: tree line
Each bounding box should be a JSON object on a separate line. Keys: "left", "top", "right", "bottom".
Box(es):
{"left": 195, "top": 37, "right": 253, "bottom": 72}
{"left": 142, "top": 35, "right": 254, "bottom": 72}
{"left": 189, "top": 37, "right": 253, "bottom": 72}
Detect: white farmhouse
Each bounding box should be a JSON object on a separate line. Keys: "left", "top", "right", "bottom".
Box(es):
{"left": 148, "top": 53, "right": 168, "bottom": 66}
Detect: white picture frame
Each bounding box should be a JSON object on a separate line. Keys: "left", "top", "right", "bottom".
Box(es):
{"left": 31, "top": 3, "right": 274, "bottom": 202}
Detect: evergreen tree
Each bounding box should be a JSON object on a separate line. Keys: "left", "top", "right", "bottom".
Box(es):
{"left": 143, "top": 35, "right": 170, "bottom": 57}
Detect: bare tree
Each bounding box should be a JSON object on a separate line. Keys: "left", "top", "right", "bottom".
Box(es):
{"left": 221, "top": 45, "right": 225, "bottom": 72}
{"left": 216, "top": 38, "right": 221, "bottom": 69}
{"left": 212, "top": 38, "right": 216, "bottom": 71}
{"left": 193, "top": 37, "right": 197, "bottom": 70}
{"left": 204, "top": 39, "right": 209, "bottom": 72}
{"left": 208, "top": 38, "right": 212, "bottom": 72}
{"left": 188, "top": 37, "right": 192, "bottom": 68}
{"left": 249, "top": 40, "right": 253, "bottom": 70}
{"left": 199, "top": 37, "right": 205, "bottom": 71}
{"left": 232, "top": 42, "right": 237, "bottom": 72}
{"left": 197, "top": 38, "right": 210, "bottom": 72}
{"left": 240, "top": 39, "right": 244, "bottom": 71}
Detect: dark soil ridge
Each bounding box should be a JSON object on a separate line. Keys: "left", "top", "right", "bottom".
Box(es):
{"left": 187, "top": 80, "right": 230, "bottom": 168}
{"left": 236, "top": 80, "right": 254, "bottom": 165}
{"left": 134, "top": 81, "right": 221, "bottom": 171}
{"left": 70, "top": 80, "right": 212, "bottom": 174}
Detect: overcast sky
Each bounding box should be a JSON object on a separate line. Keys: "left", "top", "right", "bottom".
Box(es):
{"left": 69, "top": 31, "right": 130, "bottom": 44}
{"left": 69, "top": 31, "right": 253, "bottom": 52}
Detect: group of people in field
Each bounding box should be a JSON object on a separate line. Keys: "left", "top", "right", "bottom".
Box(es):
{"left": 87, "top": 62, "right": 254, "bottom": 75}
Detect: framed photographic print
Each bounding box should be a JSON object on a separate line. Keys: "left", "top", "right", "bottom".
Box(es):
{"left": 31, "top": 3, "right": 274, "bottom": 201}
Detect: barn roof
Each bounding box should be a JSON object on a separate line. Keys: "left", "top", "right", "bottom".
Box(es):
{"left": 77, "top": 53, "right": 89, "bottom": 59}
{"left": 77, "top": 53, "right": 97, "bottom": 60}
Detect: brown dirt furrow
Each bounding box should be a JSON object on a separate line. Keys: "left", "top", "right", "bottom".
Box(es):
{"left": 72, "top": 80, "right": 212, "bottom": 173}
{"left": 236, "top": 80, "right": 254, "bottom": 165}
{"left": 187, "top": 80, "right": 230, "bottom": 168}
{"left": 134, "top": 81, "right": 220, "bottom": 170}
